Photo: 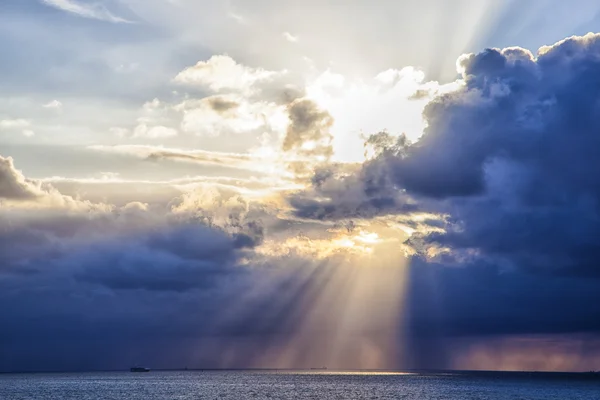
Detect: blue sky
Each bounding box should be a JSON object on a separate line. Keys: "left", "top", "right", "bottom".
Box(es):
{"left": 2, "top": 0, "right": 600, "bottom": 372}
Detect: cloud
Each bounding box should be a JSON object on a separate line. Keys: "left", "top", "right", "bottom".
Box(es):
{"left": 42, "top": 100, "right": 63, "bottom": 109}
{"left": 0, "top": 156, "right": 42, "bottom": 201}
{"left": 175, "top": 95, "right": 286, "bottom": 137}
{"left": 109, "top": 127, "right": 129, "bottom": 137}
{"left": 207, "top": 96, "right": 240, "bottom": 113}
{"left": 133, "top": 124, "right": 178, "bottom": 138}
{"left": 400, "top": 258, "right": 600, "bottom": 370}
{"left": 174, "top": 55, "right": 282, "bottom": 94}
{"left": 0, "top": 119, "right": 34, "bottom": 137}
{"left": 0, "top": 119, "right": 30, "bottom": 129}
{"left": 0, "top": 156, "right": 279, "bottom": 372}
{"left": 450, "top": 334, "right": 600, "bottom": 372}
{"left": 281, "top": 99, "right": 336, "bottom": 180}
{"left": 282, "top": 32, "right": 299, "bottom": 43}
{"left": 0, "top": 154, "right": 110, "bottom": 210}
{"left": 174, "top": 55, "right": 305, "bottom": 104}
{"left": 3, "top": 126, "right": 600, "bottom": 373}
{"left": 43, "top": 174, "right": 277, "bottom": 207}
{"left": 0, "top": 154, "right": 265, "bottom": 277}
{"left": 303, "top": 65, "right": 460, "bottom": 163}
{"left": 407, "top": 34, "right": 600, "bottom": 277}
{"left": 283, "top": 99, "right": 334, "bottom": 156}
{"left": 291, "top": 33, "right": 600, "bottom": 280}
{"left": 75, "top": 222, "right": 262, "bottom": 292}
{"left": 129, "top": 98, "right": 180, "bottom": 138}
{"left": 292, "top": 44, "right": 600, "bottom": 372}
{"left": 88, "top": 144, "right": 271, "bottom": 173}
{"left": 40, "top": 0, "right": 133, "bottom": 23}
{"left": 0, "top": 162, "right": 405, "bottom": 370}
{"left": 288, "top": 159, "right": 420, "bottom": 221}
{"left": 123, "top": 57, "right": 305, "bottom": 140}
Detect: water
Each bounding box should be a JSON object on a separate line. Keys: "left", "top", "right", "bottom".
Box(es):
{"left": 1, "top": 370, "right": 599, "bottom": 399}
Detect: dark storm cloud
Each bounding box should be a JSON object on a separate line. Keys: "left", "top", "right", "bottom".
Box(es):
{"left": 0, "top": 208, "right": 265, "bottom": 285}
{"left": 0, "top": 158, "right": 279, "bottom": 371}
{"left": 0, "top": 155, "right": 265, "bottom": 281}
{"left": 288, "top": 135, "right": 419, "bottom": 220}
{"left": 413, "top": 34, "right": 600, "bottom": 277}
{"left": 288, "top": 161, "right": 418, "bottom": 221}
{"left": 404, "top": 258, "right": 600, "bottom": 337}
{"left": 74, "top": 223, "right": 258, "bottom": 292}
{"left": 0, "top": 211, "right": 83, "bottom": 270}
{"left": 400, "top": 258, "right": 600, "bottom": 369}
{"left": 0, "top": 255, "right": 337, "bottom": 372}
{"left": 292, "top": 33, "right": 600, "bottom": 278}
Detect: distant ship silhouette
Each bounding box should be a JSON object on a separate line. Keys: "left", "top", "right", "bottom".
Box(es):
{"left": 310, "top": 366, "right": 327, "bottom": 370}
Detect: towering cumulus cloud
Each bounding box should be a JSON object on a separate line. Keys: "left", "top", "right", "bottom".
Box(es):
{"left": 294, "top": 33, "right": 600, "bottom": 276}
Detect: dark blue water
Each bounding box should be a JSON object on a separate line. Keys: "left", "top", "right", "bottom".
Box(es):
{"left": 1, "top": 371, "right": 599, "bottom": 399}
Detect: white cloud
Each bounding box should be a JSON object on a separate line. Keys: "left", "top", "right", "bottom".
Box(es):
{"left": 0, "top": 155, "right": 110, "bottom": 210}
{"left": 283, "top": 32, "right": 299, "bottom": 43}
{"left": 0, "top": 119, "right": 30, "bottom": 129}
{"left": 110, "top": 127, "right": 129, "bottom": 138}
{"left": 133, "top": 124, "right": 178, "bottom": 139}
{"left": 129, "top": 98, "right": 180, "bottom": 138}
{"left": 175, "top": 96, "right": 287, "bottom": 137}
{"left": 0, "top": 119, "right": 34, "bottom": 137}
{"left": 143, "top": 98, "right": 162, "bottom": 111}
{"left": 42, "top": 100, "right": 63, "bottom": 109}
{"left": 167, "top": 56, "right": 304, "bottom": 138}
{"left": 174, "top": 55, "right": 283, "bottom": 94}
{"left": 40, "top": 0, "right": 133, "bottom": 23}
{"left": 42, "top": 173, "right": 281, "bottom": 201}
{"left": 227, "top": 12, "right": 247, "bottom": 25}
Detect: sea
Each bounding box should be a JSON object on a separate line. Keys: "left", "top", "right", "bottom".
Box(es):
{"left": 1, "top": 370, "right": 599, "bottom": 399}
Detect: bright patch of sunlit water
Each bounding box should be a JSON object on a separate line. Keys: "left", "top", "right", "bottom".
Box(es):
{"left": 1, "top": 371, "right": 599, "bottom": 399}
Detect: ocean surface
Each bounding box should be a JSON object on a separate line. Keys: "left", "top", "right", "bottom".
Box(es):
{"left": 1, "top": 370, "right": 600, "bottom": 399}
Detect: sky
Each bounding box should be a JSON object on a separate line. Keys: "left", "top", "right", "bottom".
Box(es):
{"left": 2, "top": 0, "right": 600, "bottom": 372}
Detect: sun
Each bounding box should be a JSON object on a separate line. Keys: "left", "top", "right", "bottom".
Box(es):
{"left": 304, "top": 68, "right": 464, "bottom": 164}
